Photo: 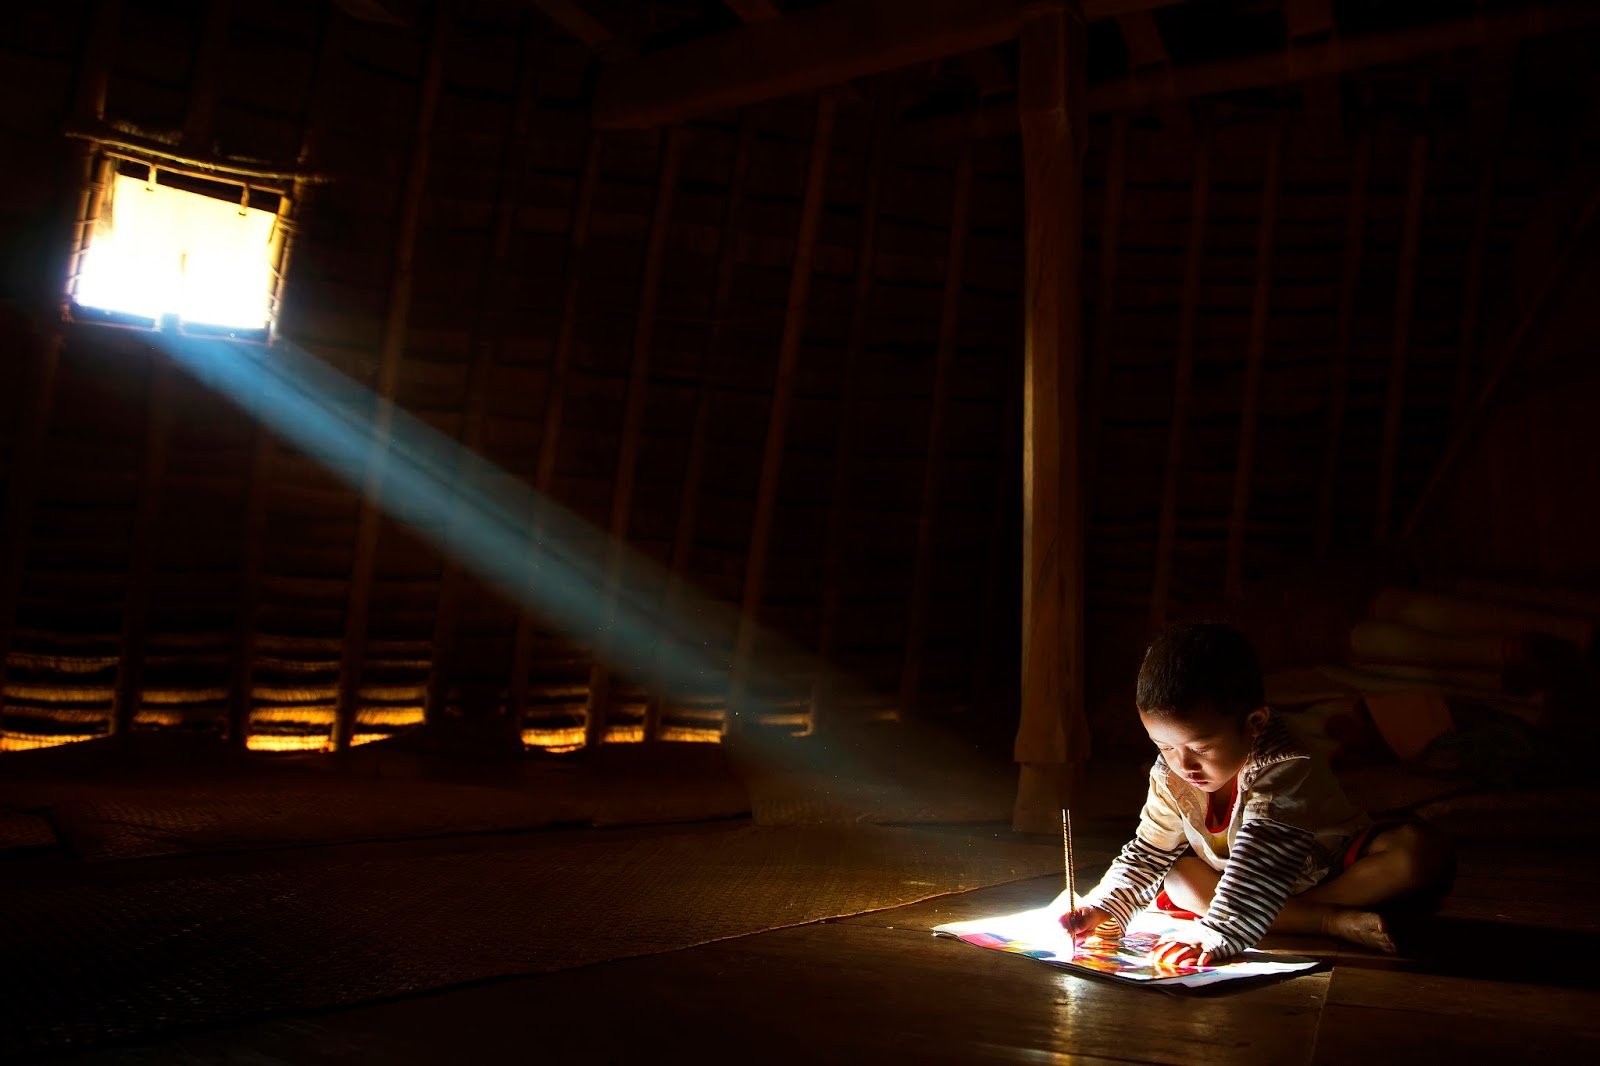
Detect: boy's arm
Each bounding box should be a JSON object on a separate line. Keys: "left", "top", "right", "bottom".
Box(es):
{"left": 1079, "top": 764, "right": 1189, "bottom": 933}
{"left": 1080, "top": 835, "right": 1187, "bottom": 934}
{"left": 1192, "top": 818, "right": 1315, "bottom": 958}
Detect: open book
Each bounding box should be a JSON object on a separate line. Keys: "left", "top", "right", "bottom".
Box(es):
{"left": 933, "top": 905, "right": 1322, "bottom": 988}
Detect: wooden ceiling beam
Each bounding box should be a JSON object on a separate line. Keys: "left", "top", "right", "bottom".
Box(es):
{"left": 901, "top": 1, "right": 1600, "bottom": 142}
{"left": 596, "top": 0, "right": 1032, "bottom": 129}
{"left": 724, "top": 0, "right": 781, "bottom": 23}
{"left": 595, "top": 0, "right": 1186, "bottom": 129}
{"left": 528, "top": 0, "right": 613, "bottom": 49}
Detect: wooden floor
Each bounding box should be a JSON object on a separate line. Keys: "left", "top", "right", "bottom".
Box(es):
{"left": 43, "top": 796, "right": 1600, "bottom": 1066}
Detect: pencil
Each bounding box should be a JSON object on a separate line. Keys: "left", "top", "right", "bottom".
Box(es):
{"left": 1062, "top": 808, "right": 1075, "bottom": 955}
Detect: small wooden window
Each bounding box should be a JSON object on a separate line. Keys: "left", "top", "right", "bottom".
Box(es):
{"left": 68, "top": 158, "right": 287, "bottom": 340}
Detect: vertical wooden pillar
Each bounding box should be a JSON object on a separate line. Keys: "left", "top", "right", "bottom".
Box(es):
{"left": 969, "top": 350, "right": 1021, "bottom": 715}
{"left": 109, "top": 349, "right": 175, "bottom": 737}
{"left": 1223, "top": 114, "right": 1286, "bottom": 602}
{"left": 506, "top": 135, "right": 603, "bottom": 734}
{"left": 644, "top": 112, "right": 756, "bottom": 740}
{"left": 1150, "top": 124, "right": 1211, "bottom": 630}
{"left": 112, "top": 0, "right": 235, "bottom": 738}
{"left": 899, "top": 138, "right": 973, "bottom": 720}
{"left": 1012, "top": 8, "right": 1089, "bottom": 834}
{"left": 425, "top": 19, "right": 540, "bottom": 728}
{"left": 811, "top": 104, "right": 886, "bottom": 732}
{"left": 585, "top": 127, "right": 682, "bottom": 747}
{"left": 1374, "top": 123, "right": 1428, "bottom": 543}
{"left": 1313, "top": 129, "right": 1371, "bottom": 561}
{"left": 228, "top": 6, "right": 340, "bottom": 749}
{"left": 0, "top": 0, "right": 120, "bottom": 729}
{"left": 334, "top": 5, "right": 447, "bottom": 751}
{"left": 726, "top": 94, "right": 836, "bottom": 733}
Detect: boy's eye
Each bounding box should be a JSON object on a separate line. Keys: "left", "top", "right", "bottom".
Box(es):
{"left": 1192, "top": 748, "right": 1208, "bottom": 755}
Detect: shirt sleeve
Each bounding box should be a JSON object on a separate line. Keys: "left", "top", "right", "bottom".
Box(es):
{"left": 1080, "top": 763, "right": 1189, "bottom": 933}
{"left": 1192, "top": 818, "right": 1315, "bottom": 958}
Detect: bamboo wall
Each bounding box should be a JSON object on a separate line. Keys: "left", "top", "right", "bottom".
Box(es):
{"left": 0, "top": 0, "right": 1595, "bottom": 756}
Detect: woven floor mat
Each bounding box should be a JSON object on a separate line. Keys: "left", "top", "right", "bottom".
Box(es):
{"left": 0, "top": 822, "right": 1055, "bottom": 1059}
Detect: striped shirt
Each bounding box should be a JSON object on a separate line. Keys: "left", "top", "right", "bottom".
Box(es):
{"left": 1082, "top": 712, "right": 1367, "bottom": 958}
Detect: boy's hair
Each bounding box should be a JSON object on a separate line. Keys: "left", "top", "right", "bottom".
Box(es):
{"left": 1136, "top": 622, "right": 1264, "bottom": 721}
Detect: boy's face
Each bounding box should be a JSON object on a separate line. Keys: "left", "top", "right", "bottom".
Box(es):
{"left": 1138, "top": 705, "right": 1268, "bottom": 793}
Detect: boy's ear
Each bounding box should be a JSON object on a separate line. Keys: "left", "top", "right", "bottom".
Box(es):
{"left": 1244, "top": 706, "right": 1270, "bottom": 736}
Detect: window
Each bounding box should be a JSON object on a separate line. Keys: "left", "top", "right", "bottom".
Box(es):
{"left": 68, "top": 160, "right": 287, "bottom": 339}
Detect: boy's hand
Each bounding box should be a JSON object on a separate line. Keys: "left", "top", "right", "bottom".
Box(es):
{"left": 1059, "top": 904, "right": 1113, "bottom": 946}
{"left": 1149, "top": 938, "right": 1214, "bottom": 970}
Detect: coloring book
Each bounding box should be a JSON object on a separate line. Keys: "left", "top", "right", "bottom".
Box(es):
{"left": 933, "top": 906, "right": 1322, "bottom": 988}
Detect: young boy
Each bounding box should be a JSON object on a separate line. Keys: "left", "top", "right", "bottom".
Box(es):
{"left": 1061, "top": 623, "right": 1454, "bottom": 966}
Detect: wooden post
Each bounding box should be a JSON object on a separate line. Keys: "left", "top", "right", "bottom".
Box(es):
{"left": 1150, "top": 123, "right": 1211, "bottom": 630}
{"left": 334, "top": 5, "right": 447, "bottom": 751}
{"left": 1083, "top": 112, "right": 1128, "bottom": 518}
{"left": 1450, "top": 50, "right": 1512, "bottom": 431}
{"left": 812, "top": 104, "right": 886, "bottom": 730}
{"left": 1313, "top": 129, "right": 1371, "bottom": 561}
{"left": 643, "top": 111, "right": 757, "bottom": 740}
{"left": 181, "top": 0, "right": 232, "bottom": 155}
{"left": 110, "top": 0, "right": 236, "bottom": 738}
{"left": 1223, "top": 113, "right": 1285, "bottom": 602}
{"left": 507, "top": 135, "right": 603, "bottom": 734}
{"left": 726, "top": 94, "right": 837, "bottom": 732}
{"left": 228, "top": 6, "right": 340, "bottom": 749}
{"left": 899, "top": 138, "right": 973, "bottom": 720}
{"left": 0, "top": 0, "right": 120, "bottom": 730}
{"left": 110, "top": 349, "right": 175, "bottom": 736}
{"left": 1374, "top": 122, "right": 1428, "bottom": 543}
{"left": 584, "top": 126, "right": 683, "bottom": 747}
{"left": 425, "top": 18, "right": 541, "bottom": 728}
{"left": 1012, "top": 8, "right": 1089, "bottom": 834}
{"left": 1402, "top": 186, "right": 1600, "bottom": 539}
{"left": 969, "top": 349, "right": 1021, "bottom": 715}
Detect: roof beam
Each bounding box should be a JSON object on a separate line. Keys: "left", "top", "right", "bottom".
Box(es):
{"left": 529, "top": 0, "right": 613, "bottom": 49}
{"left": 596, "top": 0, "right": 1183, "bottom": 129}
{"left": 596, "top": 0, "right": 1034, "bottom": 128}
{"left": 724, "top": 0, "right": 781, "bottom": 23}
{"left": 901, "top": 1, "right": 1600, "bottom": 142}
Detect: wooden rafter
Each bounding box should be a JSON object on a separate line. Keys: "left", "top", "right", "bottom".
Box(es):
{"left": 642, "top": 112, "right": 758, "bottom": 740}
{"left": 727, "top": 95, "right": 837, "bottom": 731}
{"left": 425, "top": 18, "right": 542, "bottom": 727}
{"left": 1150, "top": 124, "right": 1211, "bottom": 630}
{"left": 724, "top": 0, "right": 780, "bottom": 23}
{"left": 584, "top": 127, "right": 683, "bottom": 747}
{"left": 899, "top": 138, "right": 974, "bottom": 721}
{"left": 1223, "top": 114, "right": 1286, "bottom": 602}
{"left": 1374, "top": 121, "right": 1429, "bottom": 543}
{"left": 902, "top": 2, "right": 1600, "bottom": 141}
{"left": 597, "top": 0, "right": 1047, "bottom": 130}
{"left": 507, "top": 135, "right": 603, "bottom": 733}
{"left": 528, "top": 0, "right": 613, "bottom": 49}
{"left": 334, "top": 4, "right": 448, "bottom": 751}
{"left": 1312, "top": 129, "right": 1371, "bottom": 562}
{"left": 812, "top": 102, "right": 887, "bottom": 731}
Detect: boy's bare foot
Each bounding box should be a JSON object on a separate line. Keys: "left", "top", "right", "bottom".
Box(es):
{"left": 1325, "top": 908, "right": 1397, "bottom": 954}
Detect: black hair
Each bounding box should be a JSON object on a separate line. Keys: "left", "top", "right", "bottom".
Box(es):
{"left": 1136, "top": 622, "right": 1264, "bottom": 721}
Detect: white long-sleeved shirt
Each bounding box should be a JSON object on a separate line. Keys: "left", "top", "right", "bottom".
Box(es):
{"left": 1081, "top": 712, "right": 1369, "bottom": 958}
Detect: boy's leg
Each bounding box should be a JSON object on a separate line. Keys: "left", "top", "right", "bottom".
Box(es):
{"left": 1299, "top": 821, "right": 1455, "bottom": 909}
{"left": 1162, "top": 855, "right": 1345, "bottom": 938}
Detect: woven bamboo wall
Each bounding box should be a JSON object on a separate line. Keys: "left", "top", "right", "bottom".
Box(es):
{"left": 0, "top": 0, "right": 1595, "bottom": 756}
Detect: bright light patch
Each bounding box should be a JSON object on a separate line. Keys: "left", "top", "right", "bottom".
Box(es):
{"left": 76, "top": 173, "right": 277, "bottom": 331}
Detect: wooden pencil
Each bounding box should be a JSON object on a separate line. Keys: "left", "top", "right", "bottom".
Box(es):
{"left": 1062, "top": 808, "right": 1075, "bottom": 953}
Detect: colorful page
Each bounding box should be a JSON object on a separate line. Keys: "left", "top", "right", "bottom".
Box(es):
{"left": 933, "top": 906, "right": 1322, "bottom": 988}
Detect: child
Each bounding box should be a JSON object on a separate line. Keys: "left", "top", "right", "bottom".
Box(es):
{"left": 1060, "top": 623, "right": 1454, "bottom": 966}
